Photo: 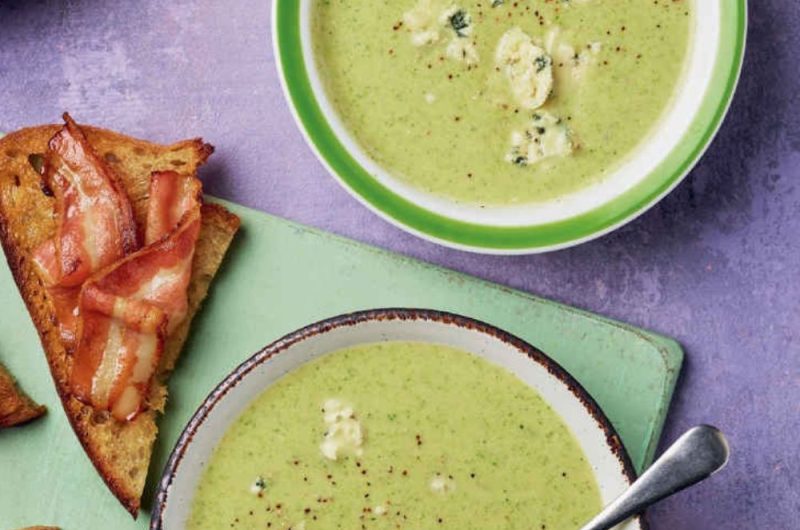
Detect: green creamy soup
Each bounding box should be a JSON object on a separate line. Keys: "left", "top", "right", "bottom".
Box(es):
{"left": 188, "top": 342, "right": 602, "bottom": 529}
{"left": 312, "top": 0, "right": 692, "bottom": 205}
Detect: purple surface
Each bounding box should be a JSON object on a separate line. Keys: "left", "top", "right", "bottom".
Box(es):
{"left": 0, "top": 1, "right": 797, "bottom": 528}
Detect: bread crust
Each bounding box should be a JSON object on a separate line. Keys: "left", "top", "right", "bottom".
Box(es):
{"left": 0, "top": 361, "right": 46, "bottom": 428}
{"left": 0, "top": 121, "right": 239, "bottom": 516}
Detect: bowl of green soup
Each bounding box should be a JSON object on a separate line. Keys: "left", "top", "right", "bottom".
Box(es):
{"left": 274, "top": 0, "right": 746, "bottom": 253}
{"left": 152, "top": 309, "right": 643, "bottom": 529}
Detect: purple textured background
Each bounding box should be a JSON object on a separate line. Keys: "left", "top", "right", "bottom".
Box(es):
{"left": 0, "top": 1, "right": 797, "bottom": 528}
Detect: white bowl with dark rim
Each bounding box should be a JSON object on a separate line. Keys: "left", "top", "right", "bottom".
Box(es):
{"left": 151, "top": 309, "right": 643, "bottom": 529}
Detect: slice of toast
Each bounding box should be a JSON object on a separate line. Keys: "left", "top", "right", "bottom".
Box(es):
{"left": 0, "top": 122, "right": 240, "bottom": 516}
{"left": 0, "top": 361, "right": 46, "bottom": 428}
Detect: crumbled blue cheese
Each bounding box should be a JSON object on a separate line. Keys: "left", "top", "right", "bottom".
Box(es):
{"left": 446, "top": 38, "right": 480, "bottom": 66}
{"left": 403, "top": 2, "right": 479, "bottom": 65}
{"left": 440, "top": 6, "right": 472, "bottom": 37}
{"left": 429, "top": 473, "right": 457, "bottom": 494}
{"left": 495, "top": 28, "right": 553, "bottom": 110}
{"left": 249, "top": 476, "right": 266, "bottom": 495}
{"left": 403, "top": 0, "right": 443, "bottom": 46}
{"left": 507, "top": 111, "right": 574, "bottom": 167}
{"left": 320, "top": 399, "right": 364, "bottom": 461}
{"left": 545, "top": 26, "right": 602, "bottom": 84}
{"left": 373, "top": 504, "right": 387, "bottom": 515}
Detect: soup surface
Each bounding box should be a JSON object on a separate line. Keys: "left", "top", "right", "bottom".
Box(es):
{"left": 312, "top": 0, "right": 692, "bottom": 205}
{"left": 188, "top": 342, "right": 602, "bottom": 529}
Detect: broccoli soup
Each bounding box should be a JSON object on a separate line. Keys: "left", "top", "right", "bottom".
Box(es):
{"left": 311, "top": 0, "right": 692, "bottom": 205}
{"left": 187, "top": 342, "right": 602, "bottom": 529}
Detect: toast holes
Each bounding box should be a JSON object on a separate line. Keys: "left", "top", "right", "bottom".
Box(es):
{"left": 104, "top": 152, "right": 121, "bottom": 165}
{"left": 91, "top": 410, "right": 110, "bottom": 425}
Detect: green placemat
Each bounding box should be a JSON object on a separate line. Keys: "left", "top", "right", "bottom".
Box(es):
{"left": 0, "top": 200, "right": 682, "bottom": 529}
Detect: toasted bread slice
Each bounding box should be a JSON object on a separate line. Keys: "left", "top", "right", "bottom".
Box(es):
{"left": 0, "top": 361, "right": 46, "bottom": 428}
{"left": 0, "top": 122, "right": 240, "bottom": 516}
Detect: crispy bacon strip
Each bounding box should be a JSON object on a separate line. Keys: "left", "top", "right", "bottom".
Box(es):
{"left": 71, "top": 173, "right": 201, "bottom": 421}
{"left": 145, "top": 171, "right": 202, "bottom": 244}
{"left": 32, "top": 114, "right": 137, "bottom": 343}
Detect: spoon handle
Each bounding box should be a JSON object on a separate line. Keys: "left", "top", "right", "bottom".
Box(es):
{"left": 579, "top": 425, "right": 730, "bottom": 530}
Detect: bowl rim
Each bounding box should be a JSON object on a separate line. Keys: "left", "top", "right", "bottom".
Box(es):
{"left": 150, "top": 308, "right": 644, "bottom": 529}
{"left": 272, "top": 0, "right": 747, "bottom": 254}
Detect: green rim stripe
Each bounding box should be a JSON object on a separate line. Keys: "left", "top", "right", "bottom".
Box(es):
{"left": 275, "top": 2, "right": 746, "bottom": 252}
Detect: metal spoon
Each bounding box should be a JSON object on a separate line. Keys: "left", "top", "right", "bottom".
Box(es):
{"left": 580, "top": 425, "right": 730, "bottom": 530}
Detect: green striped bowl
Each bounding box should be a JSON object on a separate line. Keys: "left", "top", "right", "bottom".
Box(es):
{"left": 273, "top": 1, "right": 747, "bottom": 254}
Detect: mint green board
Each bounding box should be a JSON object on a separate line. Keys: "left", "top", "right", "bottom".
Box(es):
{"left": 0, "top": 200, "right": 682, "bottom": 529}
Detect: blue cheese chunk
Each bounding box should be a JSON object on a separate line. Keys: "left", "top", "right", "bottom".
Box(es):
{"left": 249, "top": 476, "right": 266, "bottom": 495}
{"left": 545, "top": 26, "right": 602, "bottom": 85}
{"left": 495, "top": 28, "right": 553, "bottom": 110}
{"left": 440, "top": 6, "right": 472, "bottom": 37}
{"left": 320, "top": 399, "right": 364, "bottom": 461}
{"left": 403, "top": 2, "right": 479, "bottom": 64}
{"left": 446, "top": 38, "right": 480, "bottom": 65}
{"left": 403, "top": 0, "right": 443, "bottom": 46}
{"left": 507, "top": 111, "right": 574, "bottom": 167}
